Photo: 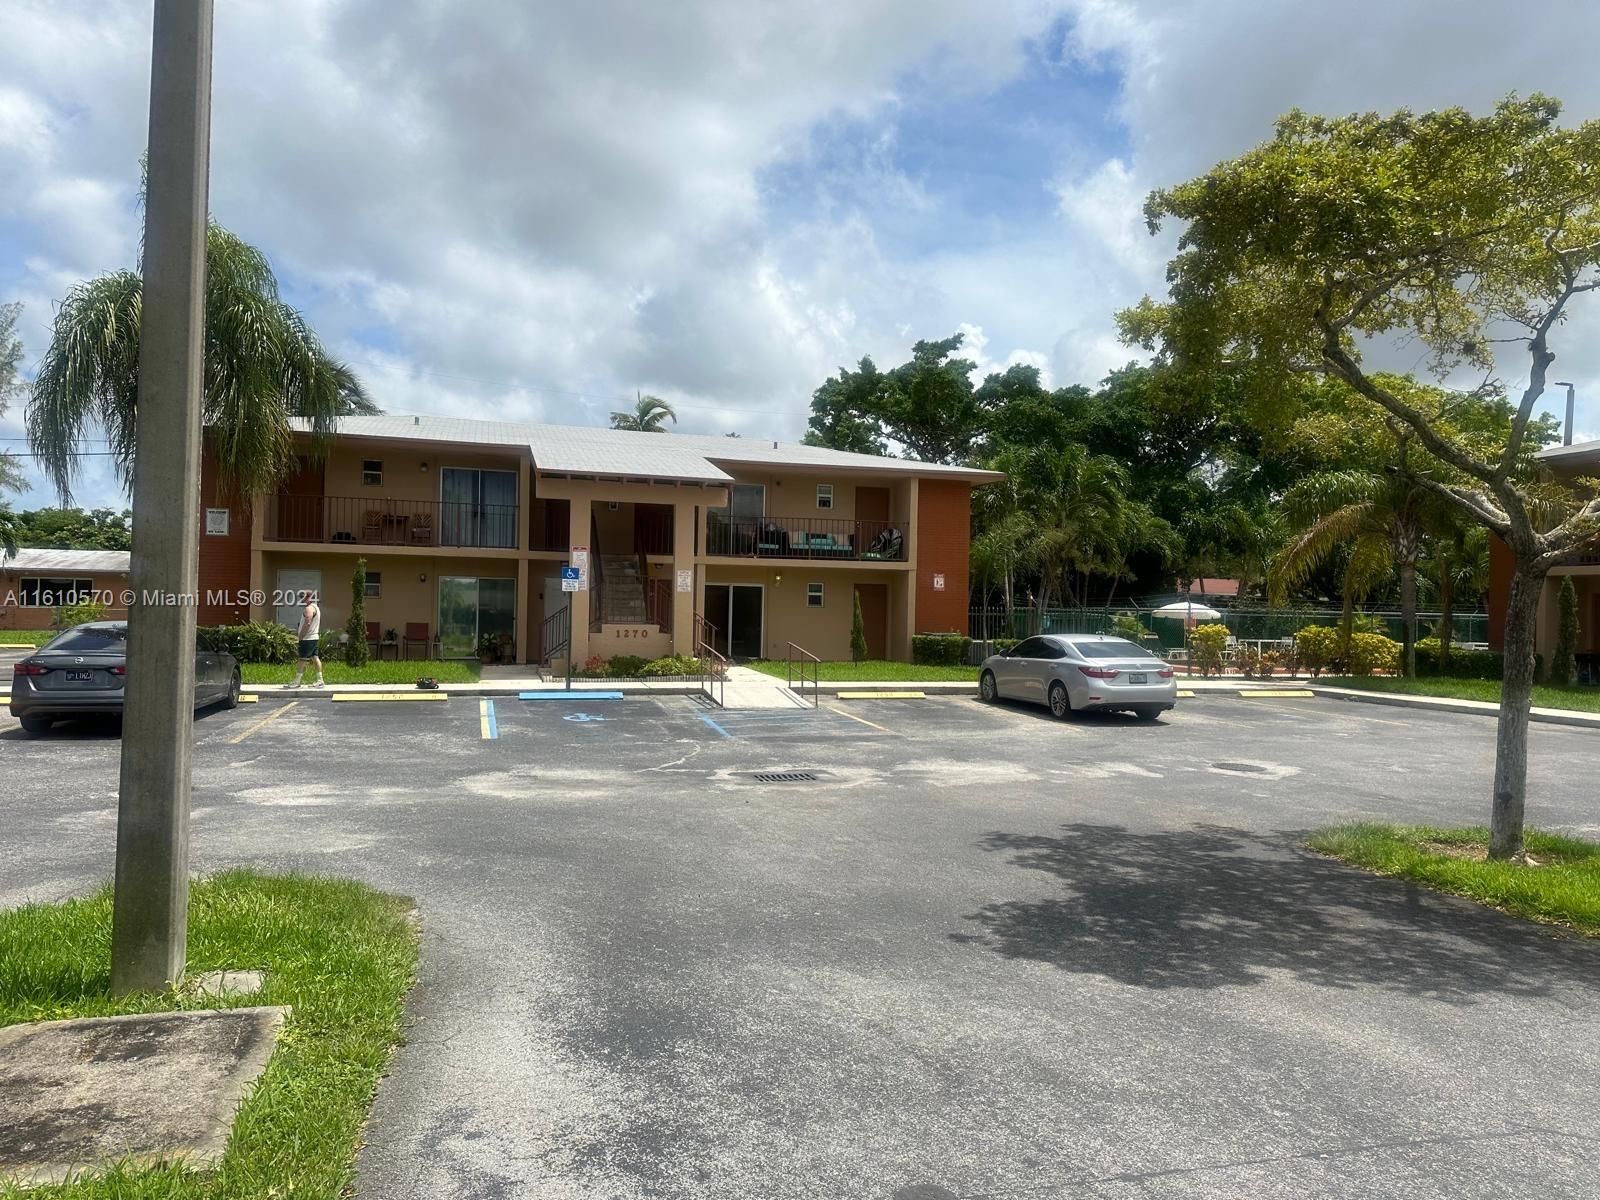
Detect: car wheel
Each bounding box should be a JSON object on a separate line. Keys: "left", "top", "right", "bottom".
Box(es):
{"left": 1048, "top": 680, "right": 1073, "bottom": 719}
{"left": 1134, "top": 706, "right": 1164, "bottom": 721}
{"left": 224, "top": 668, "right": 242, "bottom": 710}
{"left": 979, "top": 670, "right": 998, "bottom": 703}
{"left": 19, "top": 715, "right": 52, "bottom": 734}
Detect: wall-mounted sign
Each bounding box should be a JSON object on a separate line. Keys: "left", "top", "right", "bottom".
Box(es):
{"left": 205, "top": 508, "right": 229, "bottom": 536}
{"left": 932, "top": 572, "right": 946, "bottom": 591}
{"left": 571, "top": 547, "right": 588, "bottom": 570}
{"left": 560, "top": 565, "right": 583, "bottom": 593}
{"left": 676, "top": 569, "right": 693, "bottom": 593}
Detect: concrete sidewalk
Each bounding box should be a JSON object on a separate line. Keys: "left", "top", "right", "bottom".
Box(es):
{"left": 1309, "top": 683, "right": 1600, "bottom": 729}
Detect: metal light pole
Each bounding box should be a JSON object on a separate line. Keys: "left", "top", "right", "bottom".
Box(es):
{"left": 111, "top": 0, "right": 214, "bottom": 995}
{"left": 1553, "top": 381, "right": 1575, "bottom": 446}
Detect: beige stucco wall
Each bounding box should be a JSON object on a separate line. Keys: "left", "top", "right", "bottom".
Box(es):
{"left": 261, "top": 551, "right": 518, "bottom": 642}
{"left": 1541, "top": 568, "right": 1600, "bottom": 657}
{"left": 717, "top": 468, "right": 914, "bottom": 525}
{"left": 321, "top": 443, "right": 526, "bottom": 503}
{"left": 704, "top": 563, "right": 906, "bottom": 660}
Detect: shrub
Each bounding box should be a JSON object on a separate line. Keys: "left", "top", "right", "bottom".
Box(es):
{"left": 53, "top": 598, "right": 108, "bottom": 628}
{"left": 345, "top": 559, "right": 370, "bottom": 668}
{"left": 1109, "top": 613, "right": 1147, "bottom": 643}
{"left": 1415, "top": 637, "right": 1502, "bottom": 681}
{"left": 640, "top": 654, "right": 705, "bottom": 676}
{"left": 850, "top": 591, "right": 868, "bottom": 663}
{"left": 993, "top": 637, "right": 1020, "bottom": 654}
{"left": 1345, "top": 631, "right": 1401, "bottom": 677}
{"left": 1236, "top": 646, "right": 1281, "bottom": 678}
{"left": 912, "top": 633, "right": 971, "bottom": 666}
{"left": 581, "top": 654, "right": 607, "bottom": 675}
{"left": 1292, "top": 625, "right": 1341, "bottom": 677}
{"left": 1188, "top": 623, "right": 1229, "bottom": 676}
{"left": 212, "top": 620, "right": 297, "bottom": 664}
{"left": 607, "top": 654, "right": 649, "bottom": 677}
{"left": 1555, "top": 576, "right": 1580, "bottom": 687}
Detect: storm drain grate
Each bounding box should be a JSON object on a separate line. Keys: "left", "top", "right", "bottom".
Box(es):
{"left": 750, "top": 771, "right": 824, "bottom": 783}
{"left": 1212, "top": 761, "right": 1267, "bottom": 774}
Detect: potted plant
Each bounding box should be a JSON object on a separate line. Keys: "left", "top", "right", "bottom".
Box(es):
{"left": 476, "top": 632, "right": 501, "bottom": 665}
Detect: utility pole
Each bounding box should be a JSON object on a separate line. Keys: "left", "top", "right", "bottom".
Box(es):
{"left": 111, "top": 0, "right": 214, "bottom": 995}
{"left": 1552, "top": 381, "right": 1575, "bottom": 446}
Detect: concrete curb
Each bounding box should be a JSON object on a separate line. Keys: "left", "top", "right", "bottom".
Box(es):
{"left": 1307, "top": 685, "right": 1600, "bottom": 729}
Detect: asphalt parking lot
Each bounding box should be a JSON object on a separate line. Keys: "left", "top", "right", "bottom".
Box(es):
{"left": 3, "top": 692, "right": 1599, "bottom": 1199}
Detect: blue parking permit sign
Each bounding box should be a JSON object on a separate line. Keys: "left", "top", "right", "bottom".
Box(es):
{"left": 560, "top": 565, "right": 583, "bottom": 592}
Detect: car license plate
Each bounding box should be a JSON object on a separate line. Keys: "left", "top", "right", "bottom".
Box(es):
{"left": 1129, "top": 673, "right": 1147, "bottom": 684}
{"left": 65, "top": 669, "right": 95, "bottom": 683}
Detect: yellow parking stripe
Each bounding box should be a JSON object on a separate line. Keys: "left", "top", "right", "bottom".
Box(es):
{"left": 237, "top": 694, "right": 259, "bottom": 703}
{"left": 1177, "top": 690, "right": 1196, "bottom": 698}
{"left": 827, "top": 705, "right": 895, "bottom": 734}
{"left": 330, "top": 692, "right": 448, "bottom": 702}
{"left": 1240, "top": 689, "right": 1314, "bottom": 698}
{"left": 836, "top": 690, "right": 925, "bottom": 700}
{"left": 229, "top": 700, "right": 299, "bottom": 744}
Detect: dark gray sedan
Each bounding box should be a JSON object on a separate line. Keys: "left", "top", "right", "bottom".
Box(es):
{"left": 9, "top": 621, "right": 242, "bottom": 734}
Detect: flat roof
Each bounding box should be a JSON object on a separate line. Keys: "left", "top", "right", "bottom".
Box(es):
{"left": 291, "top": 414, "right": 1004, "bottom": 485}
{"left": 1537, "top": 439, "right": 1600, "bottom": 467}
{"left": 1, "top": 548, "right": 131, "bottom": 574}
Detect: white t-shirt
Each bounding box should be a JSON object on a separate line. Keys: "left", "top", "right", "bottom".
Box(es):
{"left": 300, "top": 603, "right": 321, "bottom": 640}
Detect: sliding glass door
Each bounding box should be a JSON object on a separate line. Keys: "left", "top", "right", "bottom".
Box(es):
{"left": 440, "top": 468, "right": 518, "bottom": 548}
{"left": 438, "top": 576, "right": 518, "bottom": 658}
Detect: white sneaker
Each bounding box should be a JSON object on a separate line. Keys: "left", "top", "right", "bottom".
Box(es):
{"left": 284, "top": 680, "right": 302, "bottom": 689}
{"left": 311, "top": 678, "right": 326, "bottom": 688}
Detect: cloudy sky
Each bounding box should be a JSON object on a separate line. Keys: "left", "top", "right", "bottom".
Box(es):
{"left": 5, "top": 0, "right": 1600, "bottom": 508}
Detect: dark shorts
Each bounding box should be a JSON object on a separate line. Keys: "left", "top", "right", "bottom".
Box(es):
{"left": 298, "top": 638, "right": 320, "bottom": 659}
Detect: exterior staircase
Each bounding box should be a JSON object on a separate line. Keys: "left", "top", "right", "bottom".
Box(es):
{"left": 599, "top": 555, "right": 647, "bottom": 623}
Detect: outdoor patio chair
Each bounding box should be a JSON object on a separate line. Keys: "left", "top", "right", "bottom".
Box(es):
{"left": 403, "top": 622, "right": 431, "bottom": 659}
{"left": 362, "top": 509, "right": 384, "bottom": 543}
{"left": 410, "top": 511, "right": 434, "bottom": 545}
{"left": 366, "top": 621, "right": 381, "bottom": 659}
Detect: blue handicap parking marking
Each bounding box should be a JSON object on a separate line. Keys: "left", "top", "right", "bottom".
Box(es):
{"left": 564, "top": 712, "right": 610, "bottom": 723}
{"left": 697, "top": 713, "right": 732, "bottom": 738}
{"left": 520, "top": 691, "right": 624, "bottom": 701}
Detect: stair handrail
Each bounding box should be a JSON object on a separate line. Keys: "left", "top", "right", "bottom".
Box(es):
{"left": 538, "top": 605, "right": 573, "bottom": 690}
{"left": 785, "top": 641, "right": 820, "bottom": 707}
{"left": 700, "top": 644, "right": 727, "bottom": 708}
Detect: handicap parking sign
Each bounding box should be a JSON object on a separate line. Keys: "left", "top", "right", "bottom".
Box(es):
{"left": 560, "top": 565, "right": 583, "bottom": 592}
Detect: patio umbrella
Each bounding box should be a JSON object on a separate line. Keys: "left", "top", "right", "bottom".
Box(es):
{"left": 1150, "top": 601, "right": 1222, "bottom": 620}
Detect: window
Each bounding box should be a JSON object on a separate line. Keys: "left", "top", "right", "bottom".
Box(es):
{"left": 45, "top": 625, "right": 127, "bottom": 653}
{"left": 361, "top": 459, "right": 384, "bottom": 486}
{"left": 17, "top": 577, "right": 94, "bottom": 607}
{"left": 439, "top": 467, "right": 519, "bottom": 548}
{"left": 806, "top": 582, "right": 824, "bottom": 608}
{"left": 365, "top": 571, "right": 382, "bottom": 599}
{"left": 816, "top": 483, "right": 834, "bottom": 510}
{"left": 1072, "top": 638, "right": 1155, "bottom": 660}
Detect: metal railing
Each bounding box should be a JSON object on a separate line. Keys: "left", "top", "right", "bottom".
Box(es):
{"left": 538, "top": 605, "right": 572, "bottom": 689}
{"left": 266, "top": 493, "right": 520, "bottom": 549}
{"left": 704, "top": 515, "right": 906, "bottom": 561}
{"left": 692, "top": 612, "right": 719, "bottom": 657}
{"left": 700, "top": 645, "right": 727, "bottom": 708}
{"left": 785, "top": 641, "right": 820, "bottom": 707}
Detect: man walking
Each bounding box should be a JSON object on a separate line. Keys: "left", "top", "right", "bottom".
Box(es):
{"left": 287, "top": 589, "right": 324, "bottom": 688}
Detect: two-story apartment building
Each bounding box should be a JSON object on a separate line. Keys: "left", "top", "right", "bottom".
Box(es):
{"left": 1487, "top": 437, "right": 1600, "bottom": 674}
{"left": 195, "top": 414, "right": 1001, "bottom": 666}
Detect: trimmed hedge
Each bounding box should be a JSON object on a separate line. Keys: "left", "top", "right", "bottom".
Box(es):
{"left": 1414, "top": 637, "right": 1501, "bottom": 681}
{"left": 203, "top": 620, "right": 297, "bottom": 664}
{"left": 912, "top": 633, "right": 971, "bottom": 666}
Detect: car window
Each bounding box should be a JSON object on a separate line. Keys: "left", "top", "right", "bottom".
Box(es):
{"left": 1071, "top": 638, "right": 1156, "bottom": 660}
{"left": 1036, "top": 639, "right": 1067, "bottom": 660}
{"left": 1012, "top": 637, "right": 1047, "bottom": 657}
{"left": 44, "top": 626, "right": 128, "bottom": 653}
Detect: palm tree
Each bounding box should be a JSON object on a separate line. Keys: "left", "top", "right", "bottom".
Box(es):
{"left": 610, "top": 395, "right": 677, "bottom": 433}
{"left": 28, "top": 223, "right": 375, "bottom": 503}
{"left": 1, "top": 301, "right": 25, "bottom": 556}
{"left": 989, "top": 443, "right": 1132, "bottom": 622}
{"left": 1268, "top": 467, "right": 1436, "bottom": 675}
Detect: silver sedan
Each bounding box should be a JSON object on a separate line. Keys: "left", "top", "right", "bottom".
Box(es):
{"left": 979, "top": 634, "right": 1177, "bottom": 720}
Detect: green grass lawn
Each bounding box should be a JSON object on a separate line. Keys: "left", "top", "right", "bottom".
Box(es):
{"left": 241, "top": 659, "right": 480, "bottom": 685}
{"left": 1309, "top": 823, "right": 1600, "bottom": 936}
{"left": 1317, "top": 675, "right": 1600, "bottom": 713}
{"left": 0, "top": 630, "right": 58, "bottom": 647}
{"left": 0, "top": 870, "right": 418, "bottom": 1199}
{"left": 747, "top": 658, "right": 978, "bottom": 682}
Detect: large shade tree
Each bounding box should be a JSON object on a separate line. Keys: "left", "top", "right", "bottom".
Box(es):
{"left": 29, "top": 223, "right": 374, "bottom": 503}
{"left": 1121, "top": 94, "right": 1600, "bottom": 860}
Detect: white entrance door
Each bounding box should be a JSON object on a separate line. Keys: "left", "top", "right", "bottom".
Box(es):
{"left": 275, "top": 569, "right": 322, "bottom": 629}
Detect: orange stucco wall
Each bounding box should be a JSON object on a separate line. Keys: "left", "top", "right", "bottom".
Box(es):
{"left": 914, "top": 479, "right": 971, "bottom": 634}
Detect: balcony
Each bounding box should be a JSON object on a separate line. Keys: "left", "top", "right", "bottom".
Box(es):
{"left": 704, "top": 515, "right": 906, "bottom": 562}
{"left": 265, "top": 494, "right": 520, "bottom": 550}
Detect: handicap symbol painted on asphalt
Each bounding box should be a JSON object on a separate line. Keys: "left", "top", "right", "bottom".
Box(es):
{"left": 564, "top": 712, "right": 609, "bottom": 722}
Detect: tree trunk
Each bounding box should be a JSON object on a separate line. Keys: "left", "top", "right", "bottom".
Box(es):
{"left": 1438, "top": 567, "right": 1453, "bottom": 671}
{"left": 1399, "top": 559, "right": 1418, "bottom": 678}
{"left": 1490, "top": 564, "right": 1544, "bottom": 861}
{"left": 1338, "top": 585, "right": 1355, "bottom": 671}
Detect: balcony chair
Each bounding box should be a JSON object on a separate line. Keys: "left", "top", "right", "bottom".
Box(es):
{"left": 362, "top": 509, "right": 385, "bottom": 543}
{"left": 366, "top": 621, "right": 382, "bottom": 660}
{"left": 410, "top": 511, "right": 434, "bottom": 546}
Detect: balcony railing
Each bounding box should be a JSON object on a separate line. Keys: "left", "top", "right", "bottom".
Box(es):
{"left": 704, "top": 515, "right": 906, "bottom": 561}
{"left": 265, "top": 494, "right": 520, "bottom": 550}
